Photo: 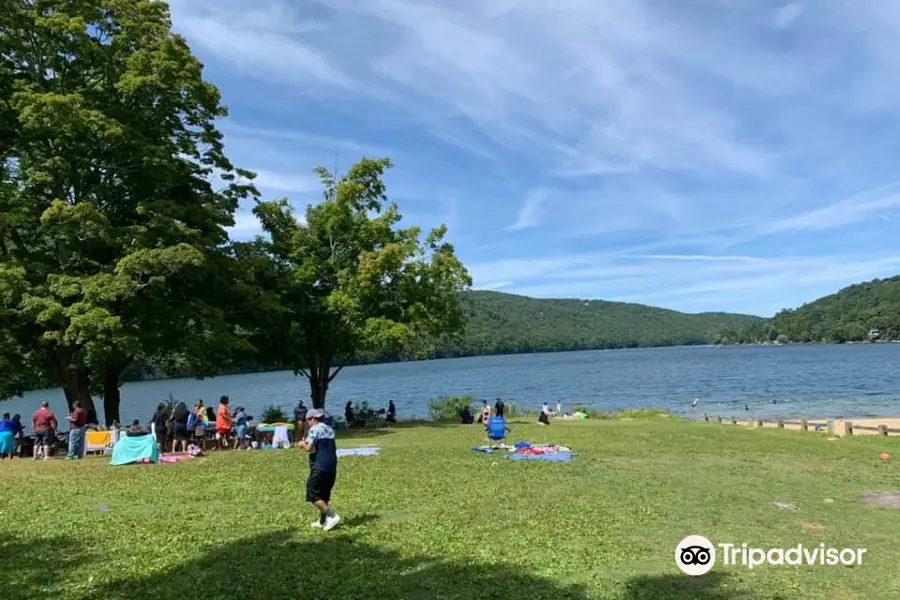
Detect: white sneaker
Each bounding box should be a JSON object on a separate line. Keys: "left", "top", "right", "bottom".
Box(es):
{"left": 323, "top": 513, "right": 341, "bottom": 531}
{"left": 310, "top": 520, "right": 324, "bottom": 529}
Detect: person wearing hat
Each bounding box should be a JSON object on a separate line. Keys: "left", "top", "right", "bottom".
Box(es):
{"left": 297, "top": 408, "right": 341, "bottom": 531}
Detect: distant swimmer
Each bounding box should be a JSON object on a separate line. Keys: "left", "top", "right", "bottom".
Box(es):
{"left": 691, "top": 398, "right": 699, "bottom": 408}
{"left": 745, "top": 404, "right": 749, "bottom": 411}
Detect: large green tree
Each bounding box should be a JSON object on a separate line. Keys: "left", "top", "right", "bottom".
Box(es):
{"left": 248, "top": 157, "right": 472, "bottom": 409}
{"left": 0, "top": 0, "right": 255, "bottom": 423}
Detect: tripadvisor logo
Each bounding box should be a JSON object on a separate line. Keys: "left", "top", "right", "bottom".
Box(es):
{"left": 675, "top": 536, "right": 867, "bottom": 575}
{"left": 676, "top": 535, "right": 716, "bottom": 576}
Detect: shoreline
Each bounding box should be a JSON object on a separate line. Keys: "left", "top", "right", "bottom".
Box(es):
{"left": 704, "top": 416, "right": 900, "bottom": 437}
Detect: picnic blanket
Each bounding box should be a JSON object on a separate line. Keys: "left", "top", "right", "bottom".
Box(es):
{"left": 109, "top": 435, "right": 159, "bottom": 466}
{"left": 507, "top": 442, "right": 575, "bottom": 462}
{"left": 337, "top": 447, "right": 380, "bottom": 457}
{"left": 472, "top": 441, "right": 576, "bottom": 462}
{"left": 508, "top": 452, "right": 574, "bottom": 463}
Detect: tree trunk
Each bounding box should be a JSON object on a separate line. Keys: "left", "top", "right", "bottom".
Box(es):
{"left": 49, "top": 347, "right": 99, "bottom": 424}
{"left": 101, "top": 357, "right": 133, "bottom": 427}
{"left": 308, "top": 366, "right": 329, "bottom": 409}
{"left": 103, "top": 369, "right": 121, "bottom": 427}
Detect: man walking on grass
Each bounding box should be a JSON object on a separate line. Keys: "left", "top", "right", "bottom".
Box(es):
{"left": 297, "top": 409, "right": 341, "bottom": 531}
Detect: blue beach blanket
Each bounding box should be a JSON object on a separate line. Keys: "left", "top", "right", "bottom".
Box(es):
{"left": 507, "top": 452, "right": 574, "bottom": 463}
{"left": 109, "top": 435, "right": 159, "bottom": 466}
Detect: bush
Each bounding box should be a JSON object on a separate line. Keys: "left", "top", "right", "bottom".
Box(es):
{"left": 260, "top": 404, "right": 289, "bottom": 424}
{"left": 428, "top": 395, "right": 474, "bottom": 422}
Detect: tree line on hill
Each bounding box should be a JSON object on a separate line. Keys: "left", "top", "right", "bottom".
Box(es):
{"left": 0, "top": 1, "right": 470, "bottom": 425}
{"left": 720, "top": 276, "right": 900, "bottom": 344}
{"left": 112, "top": 291, "right": 764, "bottom": 383}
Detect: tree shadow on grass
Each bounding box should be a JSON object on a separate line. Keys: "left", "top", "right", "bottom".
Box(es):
{"left": 94, "top": 530, "right": 593, "bottom": 600}
{"left": 337, "top": 427, "right": 396, "bottom": 440}
{"left": 0, "top": 533, "right": 97, "bottom": 600}
{"left": 622, "top": 572, "right": 770, "bottom": 600}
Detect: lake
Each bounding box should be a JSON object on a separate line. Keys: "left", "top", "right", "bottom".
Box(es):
{"left": 4, "top": 344, "right": 900, "bottom": 427}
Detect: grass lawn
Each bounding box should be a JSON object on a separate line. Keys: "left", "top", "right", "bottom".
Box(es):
{"left": 3, "top": 417, "right": 900, "bottom": 600}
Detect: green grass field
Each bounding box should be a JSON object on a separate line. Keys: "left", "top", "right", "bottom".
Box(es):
{"left": 3, "top": 417, "right": 900, "bottom": 600}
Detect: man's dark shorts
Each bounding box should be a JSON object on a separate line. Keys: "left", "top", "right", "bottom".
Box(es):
{"left": 306, "top": 469, "right": 336, "bottom": 504}
{"left": 34, "top": 429, "right": 55, "bottom": 446}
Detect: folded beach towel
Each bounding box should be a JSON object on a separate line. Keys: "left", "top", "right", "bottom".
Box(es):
{"left": 271, "top": 425, "right": 291, "bottom": 449}
{"left": 336, "top": 447, "right": 380, "bottom": 457}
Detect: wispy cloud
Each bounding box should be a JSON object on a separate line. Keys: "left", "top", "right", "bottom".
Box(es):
{"left": 772, "top": 3, "right": 807, "bottom": 29}
{"left": 170, "top": 0, "right": 900, "bottom": 314}
{"left": 507, "top": 189, "right": 548, "bottom": 231}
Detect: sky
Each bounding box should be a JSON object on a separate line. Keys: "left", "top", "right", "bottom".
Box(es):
{"left": 167, "top": 0, "right": 900, "bottom": 317}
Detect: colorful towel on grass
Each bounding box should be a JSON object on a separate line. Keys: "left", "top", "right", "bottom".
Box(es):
{"left": 507, "top": 442, "right": 575, "bottom": 462}
{"left": 472, "top": 442, "right": 575, "bottom": 462}
{"left": 336, "top": 447, "right": 380, "bottom": 457}
{"left": 159, "top": 454, "right": 193, "bottom": 463}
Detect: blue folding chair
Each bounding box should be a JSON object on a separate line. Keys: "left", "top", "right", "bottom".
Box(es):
{"left": 486, "top": 416, "right": 509, "bottom": 448}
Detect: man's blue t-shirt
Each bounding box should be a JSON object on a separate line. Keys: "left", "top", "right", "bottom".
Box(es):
{"left": 305, "top": 422, "right": 337, "bottom": 473}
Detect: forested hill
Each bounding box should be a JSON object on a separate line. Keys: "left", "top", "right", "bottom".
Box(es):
{"left": 433, "top": 291, "right": 764, "bottom": 357}
{"left": 733, "top": 276, "right": 900, "bottom": 344}
{"left": 122, "top": 291, "right": 763, "bottom": 382}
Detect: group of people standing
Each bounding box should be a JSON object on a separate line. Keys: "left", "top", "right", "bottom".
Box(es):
{"left": 0, "top": 400, "right": 90, "bottom": 460}
{"left": 149, "top": 396, "right": 252, "bottom": 453}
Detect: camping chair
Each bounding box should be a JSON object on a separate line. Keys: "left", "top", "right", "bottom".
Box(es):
{"left": 85, "top": 429, "right": 113, "bottom": 455}
{"left": 486, "top": 417, "right": 509, "bottom": 448}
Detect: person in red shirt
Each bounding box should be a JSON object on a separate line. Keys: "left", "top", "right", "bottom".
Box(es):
{"left": 66, "top": 401, "right": 88, "bottom": 460}
{"left": 31, "top": 401, "right": 58, "bottom": 460}
{"left": 216, "top": 396, "right": 233, "bottom": 449}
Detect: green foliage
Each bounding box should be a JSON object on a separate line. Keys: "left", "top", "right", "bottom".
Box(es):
{"left": 3, "top": 420, "right": 900, "bottom": 599}
{"left": 0, "top": 0, "right": 256, "bottom": 423}
{"left": 259, "top": 404, "right": 289, "bottom": 424}
{"left": 429, "top": 291, "right": 764, "bottom": 358}
{"left": 245, "top": 157, "right": 472, "bottom": 409}
{"left": 427, "top": 395, "right": 475, "bottom": 421}
{"left": 730, "top": 276, "right": 900, "bottom": 344}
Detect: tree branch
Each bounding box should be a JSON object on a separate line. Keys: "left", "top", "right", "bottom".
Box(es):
{"left": 327, "top": 353, "right": 353, "bottom": 383}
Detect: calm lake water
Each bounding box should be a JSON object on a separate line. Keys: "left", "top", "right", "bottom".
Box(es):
{"left": 5, "top": 344, "right": 900, "bottom": 428}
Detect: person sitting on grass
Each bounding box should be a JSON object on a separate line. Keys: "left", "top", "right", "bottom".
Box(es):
{"left": 386, "top": 400, "right": 396, "bottom": 423}
{"left": 538, "top": 402, "right": 551, "bottom": 426}
{"left": 127, "top": 419, "right": 149, "bottom": 437}
{"left": 297, "top": 409, "right": 341, "bottom": 532}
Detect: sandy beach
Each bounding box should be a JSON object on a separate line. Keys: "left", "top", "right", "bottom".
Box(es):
{"left": 711, "top": 416, "right": 900, "bottom": 437}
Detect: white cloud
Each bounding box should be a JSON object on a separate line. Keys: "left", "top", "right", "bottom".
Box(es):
{"left": 772, "top": 3, "right": 806, "bottom": 29}
{"left": 169, "top": 0, "right": 900, "bottom": 313}
{"left": 250, "top": 170, "right": 320, "bottom": 194}
{"left": 472, "top": 252, "right": 900, "bottom": 315}
{"left": 507, "top": 189, "right": 548, "bottom": 231}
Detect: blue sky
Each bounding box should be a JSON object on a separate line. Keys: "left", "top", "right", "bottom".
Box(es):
{"left": 168, "top": 0, "right": 900, "bottom": 317}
